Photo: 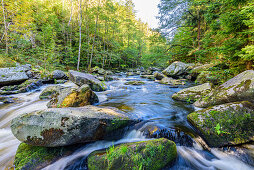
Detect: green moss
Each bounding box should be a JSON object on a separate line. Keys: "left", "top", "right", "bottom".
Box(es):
{"left": 14, "top": 143, "right": 66, "bottom": 170}
{"left": 188, "top": 102, "right": 254, "bottom": 147}
{"left": 87, "top": 138, "right": 177, "bottom": 170}
{"left": 124, "top": 81, "right": 145, "bottom": 85}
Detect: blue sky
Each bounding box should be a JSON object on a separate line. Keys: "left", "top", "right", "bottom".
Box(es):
{"left": 132, "top": 0, "right": 160, "bottom": 29}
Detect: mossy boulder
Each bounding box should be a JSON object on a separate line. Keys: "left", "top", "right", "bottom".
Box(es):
{"left": 46, "top": 85, "right": 99, "bottom": 108}
{"left": 162, "top": 61, "right": 194, "bottom": 78}
{"left": 69, "top": 70, "right": 107, "bottom": 92}
{"left": 11, "top": 106, "right": 139, "bottom": 147}
{"left": 153, "top": 71, "right": 165, "bottom": 80}
{"left": 87, "top": 138, "right": 177, "bottom": 170}
{"left": 51, "top": 70, "right": 68, "bottom": 80}
{"left": 39, "top": 85, "right": 65, "bottom": 99}
{"left": 172, "top": 83, "right": 213, "bottom": 103}
{"left": 194, "top": 70, "right": 254, "bottom": 108}
{"left": 140, "top": 75, "right": 155, "bottom": 80}
{"left": 124, "top": 81, "right": 145, "bottom": 85}
{"left": 188, "top": 101, "right": 254, "bottom": 147}
{"left": 14, "top": 143, "right": 75, "bottom": 170}
{"left": 195, "top": 70, "right": 234, "bottom": 85}
{"left": 159, "top": 77, "right": 185, "bottom": 86}
{"left": 0, "top": 79, "right": 43, "bottom": 95}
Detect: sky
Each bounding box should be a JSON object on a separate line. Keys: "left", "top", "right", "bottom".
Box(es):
{"left": 132, "top": 0, "right": 160, "bottom": 29}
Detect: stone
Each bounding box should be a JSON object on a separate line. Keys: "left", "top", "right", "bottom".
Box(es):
{"left": 124, "top": 81, "right": 145, "bottom": 85}
{"left": 69, "top": 70, "right": 107, "bottom": 92}
{"left": 194, "top": 70, "right": 254, "bottom": 108}
{"left": 47, "top": 85, "right": 99, "bottom": 108}
{"left": 153, "top": 72, "right": 165, "bottom": 80}
{"left": 11, "top": 106, "right": 138, "bottom": 147}
{"left": 0, "top": 65, "right": 31, "bottom": 86}
{"left": 162, "top": 61, "right": 194, "bottom": 78}
{"left": 172, "top": 83, "right": 213, "bottom": 103}
{"left": 188, "top": 101, "right": 254, "bottom": 147}
{"left": 39, "top": 85, "right": 65, "bottom": 99}
{"left": 87, "top": 138, "right": 177, "bottom": 170}
{"left": 159, "top": 77, "right": 185, "bottom": 86}
{"left": 51, "top": 70, "right": 68, "bottom": 80}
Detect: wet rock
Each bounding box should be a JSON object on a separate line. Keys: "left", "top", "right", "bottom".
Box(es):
{"left": 188, "top": 101, "right": 254, "bottom": 147}
{"left": 69, "top": 70, "right": 107, "bottom": 92}
{"left": 153, "top": 71, "right": 165, "bottom": 80}
{"left": 39, "top": 85, "right": 65, "bottom": 99}
{"left": 51, "top": 70, "right": 68, "bottom": 80}
{"left": 11, "top": 106, "right": 138, "bottom": 147}
{"left": 172, "top": 83, "right": 213, "bottom": 103}
{"left": 140, "top": 75, "right": 155, "bottom": 80}
{"left": 194, "top": 70, "right": 254, "bottom": 108}
{"left": 0, "top": 79, "right": 43, "bottom": 95}
{"left": 0, "top": 96, "right": 15, "bottom": 104}
{"left": 159, "top": 77, "right": 185, "bottom": 86}
{"left": 0, "top": 64, "right": 31, "bottom": 86}
{"left": 14, "top": 142, "right": 79, "bottom": 170}
{"left": 87, "top": 138, "right": 177, "bottom": 170}
{"left": 47, "top": 85, "right": 99, "bottom": 108}
{"left": 162, "top": 61, "right": 194, "bottom": 78}
{"left": 124, "top": 81, "right": 145, "bottom": 85}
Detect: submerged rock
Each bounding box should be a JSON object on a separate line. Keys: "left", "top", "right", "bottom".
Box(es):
{"left": 0, "top": 64, "right": 31, "bottom": 86}
{"left": 69, "top": 70, "right": 107, "bottom": 92}
{"left": 124, "top": 81, "right": 145, "bottom": 85}
{"left": 188, "top": 101, "right": 254, "bottom": 147}
{"left": 11, "top": 106, "right": 138, "bottom": 147}
{"left": 162, "top": 61, "right": 193, "bottom": 78}
{"left": 194, "top": 70, "right": 254, "bottom": 108}
{"left": 47, "top": 85, "right": 99, "bottom": 108}
{"left": 87, "top": 138, "right": 177, "bottom": 170}
{"left": 172, "top": 83, "right": 213, "bottom": 103}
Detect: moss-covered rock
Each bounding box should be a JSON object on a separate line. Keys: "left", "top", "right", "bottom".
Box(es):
{"left": 153, "top": 71, "right": 165, "bottom": 80}
{"left": 162, "top": 61, "right": 194, "bottom": 78}
{"left": 46, "top": 85, "right": 99, "bottom": 108}
{"left": 14, "top": 142, "right": 76, "bottom": 170}
{"left": 188, "top": 101, "right": 254, "bottom": 147}
{"left": 172, "top": 83, "right": 213, "bottom": 103}
{"left": 140, "top": 75, "right": 155, "bottom": 80}
{"left": 87, "top": 138, "right": 177, "bottom": 170}
{"left": 159, "top": 77, "right": 185, "bottom": 86}
{"left": 11, "top": 106, "right": 139, "bottom": 147}
{"left": 196, "top": 70, "right": 234, "bottom": 85}
{"left": 124, "top": 81, "right": 145, "bottom": 85}
{"left": 194, "top": 70, "right": 254, "bottom": 108}
{"left": 39, "top": 85, "right": 64, "bottom": 99}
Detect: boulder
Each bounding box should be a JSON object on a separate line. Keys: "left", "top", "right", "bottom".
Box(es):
{"left": 172, "top": 83, "right": 213, "bottom": 103}
{"left": 14, "top": 142, "right": 78, "bottom": 170}
{"left": 124, "top": 81, "right": 145, "bottom": 85}
{"left": 194, "top": 70, "right": 254, "bottom": 108}
{"left": 47, "top": 85, "right": 99, "bottom": 108}
{"left": 39, "top": 85, "right": 65, "bottom": 99}
{"left": 159, "top": 77, "right": 185, "bottom": 86}
{"left": 0, "top": 64, "right": 31, "bottom": 86}
{"left": 87, "top": 138, "right": 177, "bottom": 170}
{"left": 188, "top": 101, "right": 254, "bottom": 147}
{"left": 153, "top": 72, "right": 165, "bottom": 80}
{"left": 11, "top": 106, "right": 138, "bottom": 147}
{"left": 51, "top": 70, "right": 68, "bottom": 80}
{"left": 0, "top": 79, "right": 43, "bottom": 95}
{"left": 140, "top": 75, "right": 155, "bottom": 80}
{"left": 92, "top": 66, "right": 106, "bottom": 75}
{"left": 162, "top": 61, "right": 194, "bottom": 78}
{"left": 69, "top": 70, "right": 107, "bottom": 92}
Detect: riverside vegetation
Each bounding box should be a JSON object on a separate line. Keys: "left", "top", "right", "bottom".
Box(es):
{"left": 1, "top": 0, "right": 254, "bottom": 169}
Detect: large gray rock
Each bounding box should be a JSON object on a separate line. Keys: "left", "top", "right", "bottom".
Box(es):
{"left": 51, "top": 70, "right": 68, "bottom": 80}
{"left": 172, "top": 83, "right": 213, "bottom": 103}
{"left": 194, "top": 70, "right": 254, "bottom": 108}
{"left": 69, "top": 70, "right": 107, "bottom": 92}
{"left": 188, "top": 101, "right": 254, "bottom": 147}
{"left": 153, "top": 71, "right": 165, "bottom": 80}
{"left": 46, "top": 85, "right": 99, "bottom": 108}
{"left": 159, "top": 77, "right": 185, "bottom": 86}
{"left": 162, "top": 61, "right": 194, "bottom": 78}
{"left": 0, "top": 64, "right": 31, "bottom": 86}
{"left": 11, "top": 106, "right": 138, "bottom": 147}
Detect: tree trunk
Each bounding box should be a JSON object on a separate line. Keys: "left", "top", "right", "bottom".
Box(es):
{"left": 77, "top": 0, "right": 82, "bottom": 71}
{"left": 2, "top": 0, "right": 8, "bottom": 54}
{"left": 89, "top": 0, "right": 100, "bottom": 70}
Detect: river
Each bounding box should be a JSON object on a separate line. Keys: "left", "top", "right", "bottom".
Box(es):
{"left": 0, "top": 74, "right": 253, "bottom": 170}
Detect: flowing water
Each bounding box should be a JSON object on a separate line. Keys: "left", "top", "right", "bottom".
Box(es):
{"left": 0, "top": 75, "right": 254, "bottom": 170}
